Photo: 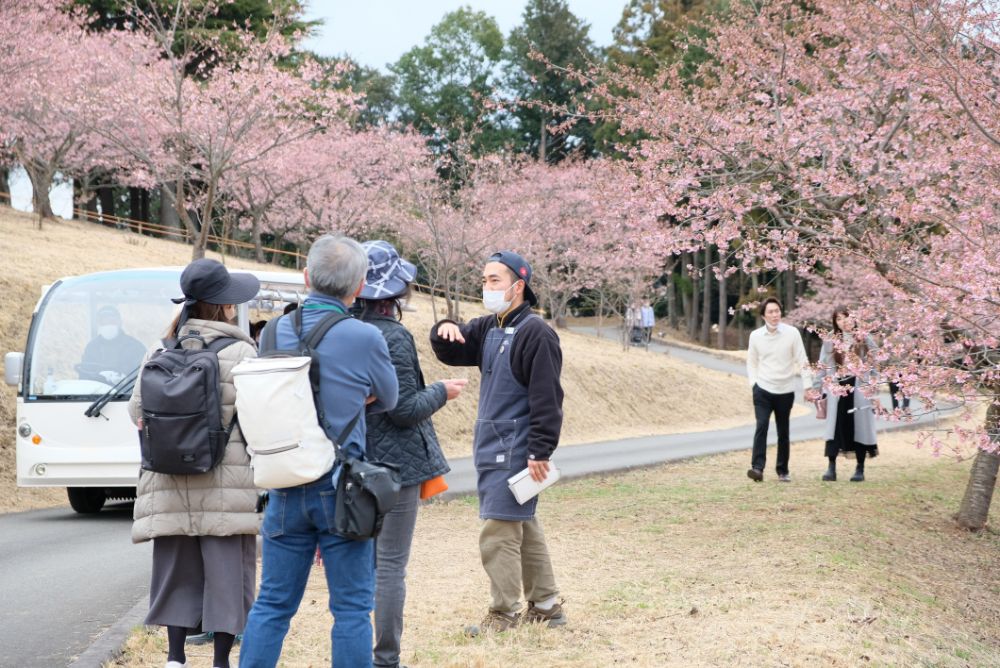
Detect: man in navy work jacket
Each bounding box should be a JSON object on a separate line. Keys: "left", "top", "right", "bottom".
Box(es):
{"left": 240, "top": 235, "right": 399, "bottom": 668}
{"left": 431, "top": 250, "right": 566, "bottom": 634}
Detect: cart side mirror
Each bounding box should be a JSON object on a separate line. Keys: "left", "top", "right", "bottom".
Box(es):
{"left": 4, "top": 352, "right": 24, "bottom": 387}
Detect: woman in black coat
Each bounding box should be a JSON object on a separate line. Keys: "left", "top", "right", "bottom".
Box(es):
{"left": 355, "top": 240, "right": 467, "bottom": 668}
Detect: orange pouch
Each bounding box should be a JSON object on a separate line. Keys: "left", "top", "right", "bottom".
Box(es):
{"left": 420, "top": 475, "right": 448, "bottom": 500}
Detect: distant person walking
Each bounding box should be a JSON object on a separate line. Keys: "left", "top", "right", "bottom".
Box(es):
{"left": 626, "top": 301, "right": 643, "bottom": 345}
{"left": 640, "top": 300, "right": 655, "bottom": 343}
{"left": 128, "top": 259, "right": 261, "bottom": 668}
{"left": 431, "top": 251, "right": 566, "bottom": 634}
{"left": 354, "top": 240, "right": 467, "bottom": 668}
{"left": 746, "top": 297, "right": 811, "bottom": 482}
{"left": 811, "top": 307, "right": 880, "bottom": 482}
{"left": 888, "top": 371, "right": 910, "bottom": 412}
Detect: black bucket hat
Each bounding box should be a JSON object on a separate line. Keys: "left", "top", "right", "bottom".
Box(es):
{"left": 172, "top": 259, "right": 260, "bottom": 321}
{"left": 488, "top": 250, "right": 537, "bottom": 306}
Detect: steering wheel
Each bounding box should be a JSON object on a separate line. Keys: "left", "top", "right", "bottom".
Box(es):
{"left": 74, "top": 362, "right": 113, "bottom": 384}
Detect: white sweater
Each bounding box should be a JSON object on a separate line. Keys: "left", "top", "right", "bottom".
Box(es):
{"left": 746, "top": 323, "right": 811, "bottom": 394}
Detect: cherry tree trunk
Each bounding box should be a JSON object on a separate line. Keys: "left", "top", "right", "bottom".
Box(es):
{"left": 717, "top": 256, "right": 727, "bottom": 350}
{"left": 192, "top": 185, "right": 216, "bottom": 261}
{"left": 539, "top": 114, "right": 547, "bottom": 164}
{"left": 73, "top": 178, "right": 97, "bottom": 221}
{"left": 251, "top": 213, "right": 266, "bottom": 263}
{"left": 667, "top": 270, "right": 678, "bottom": 330}
{"left": 551, "top": 295, "right": 568, "bottom": 328}
{"left": 689, "top": 268, "right": 700, "bottom": 340}
{"left": 681, "top": 252, "right": 693, "bottom": 338}
{"left": 751, "top": 273, "right": 762, "bottom": 329}
{"left": 700, "top": 246, "right": 712, "bottom": 346}
{"left": 24, "top": 162, "right": 55, "bottom": 221}
{"left": 0, "top": 167, "right": 9, "bottom": 201}
{"left": 956, "top": 394, "right": 1000, "bottom": 531}
{"left": 160, "top": 184, "right": 181, "bottom": 233}
{"left": 783, "top": 270, "right": 796, "bottom": 312}
{"left": 737, "top": 267, "right": 746, "bottom": 348}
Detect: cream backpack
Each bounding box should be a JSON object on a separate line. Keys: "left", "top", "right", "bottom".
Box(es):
{"left": 232, "top": 310, "right": 358, "bottom": 489}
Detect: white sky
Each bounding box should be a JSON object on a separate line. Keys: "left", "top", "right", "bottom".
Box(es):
{"left": 300, "top": 0, "right": 625, "bottom": 71}
{"left": 9, "top": 167, "right": 73, "bottom": 220}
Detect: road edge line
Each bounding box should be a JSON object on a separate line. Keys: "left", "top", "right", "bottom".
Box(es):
{"left": 69, "top": 594, "right": 147, "bottom": 668}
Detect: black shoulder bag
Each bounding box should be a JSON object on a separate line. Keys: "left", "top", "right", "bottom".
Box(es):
{"left": 334, "top": 446, "right": 401, "bottom": 541}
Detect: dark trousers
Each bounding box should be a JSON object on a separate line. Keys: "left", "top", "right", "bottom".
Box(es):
{"left": 888, "top": 381, "right": 910, "bottom": 410}
{"left": 751, "top": 384, "right": 795, "bottom": 475}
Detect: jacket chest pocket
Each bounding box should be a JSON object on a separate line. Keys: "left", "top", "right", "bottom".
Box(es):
{"left": 473, "top": 419, "right": 516, "bottom": 471}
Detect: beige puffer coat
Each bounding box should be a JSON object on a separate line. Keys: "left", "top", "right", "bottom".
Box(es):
{"left": 128, "top": 319, "right": 260, "bottom": 543}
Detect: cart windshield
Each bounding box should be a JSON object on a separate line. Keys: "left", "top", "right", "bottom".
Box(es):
{"left": 26, "top": 270, "right": 181, "bottom": 400}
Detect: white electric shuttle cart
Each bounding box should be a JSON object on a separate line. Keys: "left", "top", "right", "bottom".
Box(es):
{"left": 3, "top": 267, "right": 306, "bottom": 513}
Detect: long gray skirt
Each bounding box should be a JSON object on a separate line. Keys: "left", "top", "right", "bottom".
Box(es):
{"left": 146, "top": 534, "right": 256, "bottom": 635}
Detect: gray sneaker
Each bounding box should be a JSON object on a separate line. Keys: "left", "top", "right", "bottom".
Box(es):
{"left": 777, "top": 473, "right": 792, "bottom": 482}
{"left": 523, "top": 601, "right": 567, "bottom": 628}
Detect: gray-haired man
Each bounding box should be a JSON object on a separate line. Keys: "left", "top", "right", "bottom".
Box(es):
{"left": 240, "top": 235, "right": 399, "bottom": 668}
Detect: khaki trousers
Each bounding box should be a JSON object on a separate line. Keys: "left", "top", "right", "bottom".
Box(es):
{"left": 479, "top": 517, "right": 559, "bottom": 614}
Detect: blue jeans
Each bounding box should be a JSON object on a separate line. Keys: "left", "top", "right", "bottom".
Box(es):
{"left": 239, "top": 472, "right": 374, "bottom": 668}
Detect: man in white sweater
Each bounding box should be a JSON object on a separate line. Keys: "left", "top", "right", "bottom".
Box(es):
{"left": 746, "top": 297, "right": 811, "bottom": 482}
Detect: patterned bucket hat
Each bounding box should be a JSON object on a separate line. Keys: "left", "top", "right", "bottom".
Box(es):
{"left": 359, "top": 240, "right": 417, "bottom": 300}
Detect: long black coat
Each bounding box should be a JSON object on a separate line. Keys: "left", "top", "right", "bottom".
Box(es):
{"left": 363, "top": 314, "right": 450, "bottom": 487}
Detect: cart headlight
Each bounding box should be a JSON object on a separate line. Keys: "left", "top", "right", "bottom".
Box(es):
{"left": 18, "top": 423, "right": 31, "bottom": 438}
{"left": 33, "top": 464, "right": 46, "bottom": 476}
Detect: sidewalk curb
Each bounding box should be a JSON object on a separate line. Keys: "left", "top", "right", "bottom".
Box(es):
{"left": 69, "top": 595, "right": 147, "bottom": 668}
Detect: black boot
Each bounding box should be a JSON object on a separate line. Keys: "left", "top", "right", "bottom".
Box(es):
{"left": 851, "top": 449, "right": 866, "bottom": 482}
{"left": 822, "top": 458, "right": 836, "bottom": 481}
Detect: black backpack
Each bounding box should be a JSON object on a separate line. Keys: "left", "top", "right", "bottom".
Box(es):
{"left": 138, "top": 333, "right": 238, "bottom": 475}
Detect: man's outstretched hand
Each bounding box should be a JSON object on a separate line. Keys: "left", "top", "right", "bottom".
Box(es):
{"left": 436, "top": 322, "right": 465, "bottom": 344}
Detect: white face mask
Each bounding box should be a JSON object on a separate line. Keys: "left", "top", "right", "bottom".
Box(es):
{"left": 482, "top": 282, "right": 519, "bottom": 314}
{"left": 98, "top": 325, "right": 119, "bottom": 340}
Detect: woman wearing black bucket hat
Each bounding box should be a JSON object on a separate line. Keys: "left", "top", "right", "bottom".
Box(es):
{"left": 128, "top": 259, "right": 260, "bottom": 668}
{"left": 354, "top": 240, "right": 467, "bottom": 668}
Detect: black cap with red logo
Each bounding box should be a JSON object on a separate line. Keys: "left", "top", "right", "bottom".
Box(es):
{"left": 488, "top": 250, "right": 537, "bottom": 306}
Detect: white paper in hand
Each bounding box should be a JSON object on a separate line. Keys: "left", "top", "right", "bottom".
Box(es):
{"left": 507, "top": 464, "right": 561, "bottom": 505}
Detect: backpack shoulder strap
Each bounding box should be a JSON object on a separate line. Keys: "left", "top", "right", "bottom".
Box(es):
{"left": 296, "top": 310, "right": 355, "bottom": 449}
{"left": 175, "top": 333, "right": 208, "bottom": 349}
{"left": 332, "top": 410, "right": 363, "bottom": 462}
{"left": 259, "top": 316, "right": 283, "bottom": 355}
{"left": 206, "top": 336, "right": 239, "bottom": 354}
{"left": 302, "top": 312, "right": 352, "bottom": 351}
{"left": 212, "top": 336, "right": 242, "bottom": 433}
{"left": 301, "top": 311, "right": 351, "bottom": 403}
{"left": 257, "top": 311, "right": 349, "bottom": 355}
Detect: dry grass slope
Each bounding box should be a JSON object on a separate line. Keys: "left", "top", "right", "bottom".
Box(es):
{"left": 113, "top": 429, "right": 1000, "bottom": 667}
{"left": 0, "top": 206, "right": 753, "bottom": 512}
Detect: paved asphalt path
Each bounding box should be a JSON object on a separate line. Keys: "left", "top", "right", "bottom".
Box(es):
{"left": 0, "top": 501, "right": 151, "bottom": 667}
{"left": 568, "top": 324, "right": 748, "bottom": 377}
{"left": 0, "top": 325, "right": 949, "bottom": 666}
